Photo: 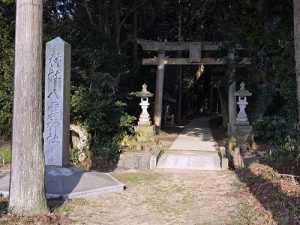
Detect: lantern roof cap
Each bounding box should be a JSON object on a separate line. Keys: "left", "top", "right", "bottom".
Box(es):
{"left": 135, "top": 84, "right": 153, "bottom": 98}
{"left": 235, "top": 82, "right": 252, "bottom": 97}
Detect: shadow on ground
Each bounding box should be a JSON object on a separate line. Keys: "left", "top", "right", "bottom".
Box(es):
{"left": 210, "top": 117, "right": 300, "bottom": 224}
{"left": 0, "top": 196, "right": 65, "bottom": 214}
{"left": 235, "top": 166, "right": 300, "bottom": 224}
{"left": 0, "top": 196, "right": 8, "bottom": 213}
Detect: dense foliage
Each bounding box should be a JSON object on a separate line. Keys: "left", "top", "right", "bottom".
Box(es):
{"left": 240, "top": 0, "right": 300, "bottom": 169}
{"left": 253, "top": 116, "right": 291, "bottom": 146}
{"left": 0, "top": 1, "right": 14, "bottom": 142}
{"left": 240, "top": 0, "right": 297, "bottom": 122}
{"left": 0, "top": 0, "right": 299, "bottom": 165}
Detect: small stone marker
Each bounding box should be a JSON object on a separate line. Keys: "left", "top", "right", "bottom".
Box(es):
{"left": 44, "top": 37, "right": 71, "bottom": 166}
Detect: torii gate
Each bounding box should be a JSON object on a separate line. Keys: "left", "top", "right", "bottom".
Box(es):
{"left": 137, "top": 39, "right": 249, "bottom": 134}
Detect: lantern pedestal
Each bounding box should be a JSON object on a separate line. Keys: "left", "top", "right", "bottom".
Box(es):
{"left": 135, "top": 125, "right": 156, "bottom": 143}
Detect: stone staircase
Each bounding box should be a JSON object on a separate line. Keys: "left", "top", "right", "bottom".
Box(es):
{"left": 156, "top": 117, "right": 227, "bottom": 170}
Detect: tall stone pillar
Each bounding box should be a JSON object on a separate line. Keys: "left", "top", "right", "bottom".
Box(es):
{"left": 154, "top": 50, "right": 165, "bottom": 132}
{"left": 44, "top": 37, "right": 71, "bottom": 166}
{"left": 228, "top": 48, "right": 237, "bottom": 135}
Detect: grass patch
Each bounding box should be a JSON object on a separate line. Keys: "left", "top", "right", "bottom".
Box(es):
{"left": 0, "top": 148, "right": 11, "bottom": 165}
{"left": 113, "top": 172, "right": 160, "bottom": 185}
{"left": 229, "top": 196, "right": 274, "bottom": 225}
{"left": 48, "top": 198, "right": 90, "bottom": 214}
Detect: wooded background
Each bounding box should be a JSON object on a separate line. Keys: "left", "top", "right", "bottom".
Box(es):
{"left": 0, "top": 0, "right": 298, "bottom": 164}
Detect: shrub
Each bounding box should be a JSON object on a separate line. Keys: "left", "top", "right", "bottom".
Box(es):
{"left": 91, "top": 136, "right": 121, "bottom": 163}
{"left": 258, "top": 123, "right": 300, "bottom": 171}
{"left": 70, "top": 69, "right": 137, "bottom": 165}
{"left": 252, "top": 115, "right": 291, "bottom": 145}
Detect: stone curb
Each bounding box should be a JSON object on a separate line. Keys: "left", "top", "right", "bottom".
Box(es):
{"left": 219, "top": 147, "right": 229, "bottom": 170}
{"left": 149, "top": 147, "right": 164, "bottom": 170}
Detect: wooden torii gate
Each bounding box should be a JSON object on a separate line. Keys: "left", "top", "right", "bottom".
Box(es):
{"left": 137, "top": 39, "right": 249, "bottom": 134}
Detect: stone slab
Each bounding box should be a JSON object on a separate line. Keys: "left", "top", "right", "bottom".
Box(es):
{"left": 0, "top": 167, "right": 124, "bottom": 198}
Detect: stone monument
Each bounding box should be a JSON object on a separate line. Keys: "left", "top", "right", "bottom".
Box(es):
{"left": 44, "top": 37, "right": 71, "bottom": 166}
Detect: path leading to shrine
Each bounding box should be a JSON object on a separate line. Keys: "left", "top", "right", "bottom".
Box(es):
{"left": 65, "top": 170, "right": 240, "bottom": 225}
{"left": 157, "top": 117, "right": 222, "bottom": 170}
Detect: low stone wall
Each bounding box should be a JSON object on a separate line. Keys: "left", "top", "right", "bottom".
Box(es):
{"left": 115, "top": 147, "right": 163, "bottom": 171}
{"left": 225, "top": 143, "right": 259, "bottom": 169}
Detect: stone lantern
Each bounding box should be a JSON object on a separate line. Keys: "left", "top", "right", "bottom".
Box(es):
{"left": 235, "top": 82, "right": 252, "bottom": 124}
{"left": 231, "top": 82, "right": 253, "bottom": 151}
{"left": 135, "top": 84, "right": 154, "bottom": 126}
{"left": 134, "top": 83, "right": 156, "bottom": 145}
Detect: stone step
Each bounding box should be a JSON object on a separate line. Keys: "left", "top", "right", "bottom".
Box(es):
{"left": 166, "top": 149, "right": 220, "bottom": 156}
{"left": 156, "top": 151, "right": 222, "bottom": 170}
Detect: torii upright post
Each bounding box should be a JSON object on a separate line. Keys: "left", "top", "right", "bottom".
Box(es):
{"left": 228, "top": 48, "right": 237, "bottom": 135}
{"left": 154, "top": 50, "right": 165, "bottom": 132}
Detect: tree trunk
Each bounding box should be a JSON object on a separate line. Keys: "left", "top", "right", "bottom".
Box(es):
{"left": 112, "top": 0, "right": 121, "bottom": 49}
{"left": 294, "top": 0, "right": 300, "bottom": 121}
{"left": 103, "top": 0, "right": 111, "bottom": 46}
{"left": 219, "top": 87, "right": 229, "bottom": 127}
{"left": 9, "top": 0, "right": 48, "bottom": 215}
{"left": 133, "top": 5, "right": 138, "bottom": 63}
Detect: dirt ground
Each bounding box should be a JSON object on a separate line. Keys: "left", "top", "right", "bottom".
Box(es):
{"left": 63, "top": 170, "right": 240, "bottom": 225}
{"left": 1, "top": 122, "right": 287, "bottom": 224}
{"left": 156, "top": 126, "right": 184, "bottom": 150}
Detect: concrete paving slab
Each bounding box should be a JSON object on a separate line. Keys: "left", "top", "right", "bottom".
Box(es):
{"left": 0, "top": 167, "right": 124, "bottom": 198}
{"left": 169, "top": 117, "right": 217, "bottom": 152}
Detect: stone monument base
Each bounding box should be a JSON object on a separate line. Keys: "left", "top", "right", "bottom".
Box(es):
{"left": 0, "top": 166, "right": 124, "bottom": 198}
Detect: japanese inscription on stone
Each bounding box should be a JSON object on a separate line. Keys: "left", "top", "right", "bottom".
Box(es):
{"left": 44, "top": 37, "right": 71, "bottom": 166}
